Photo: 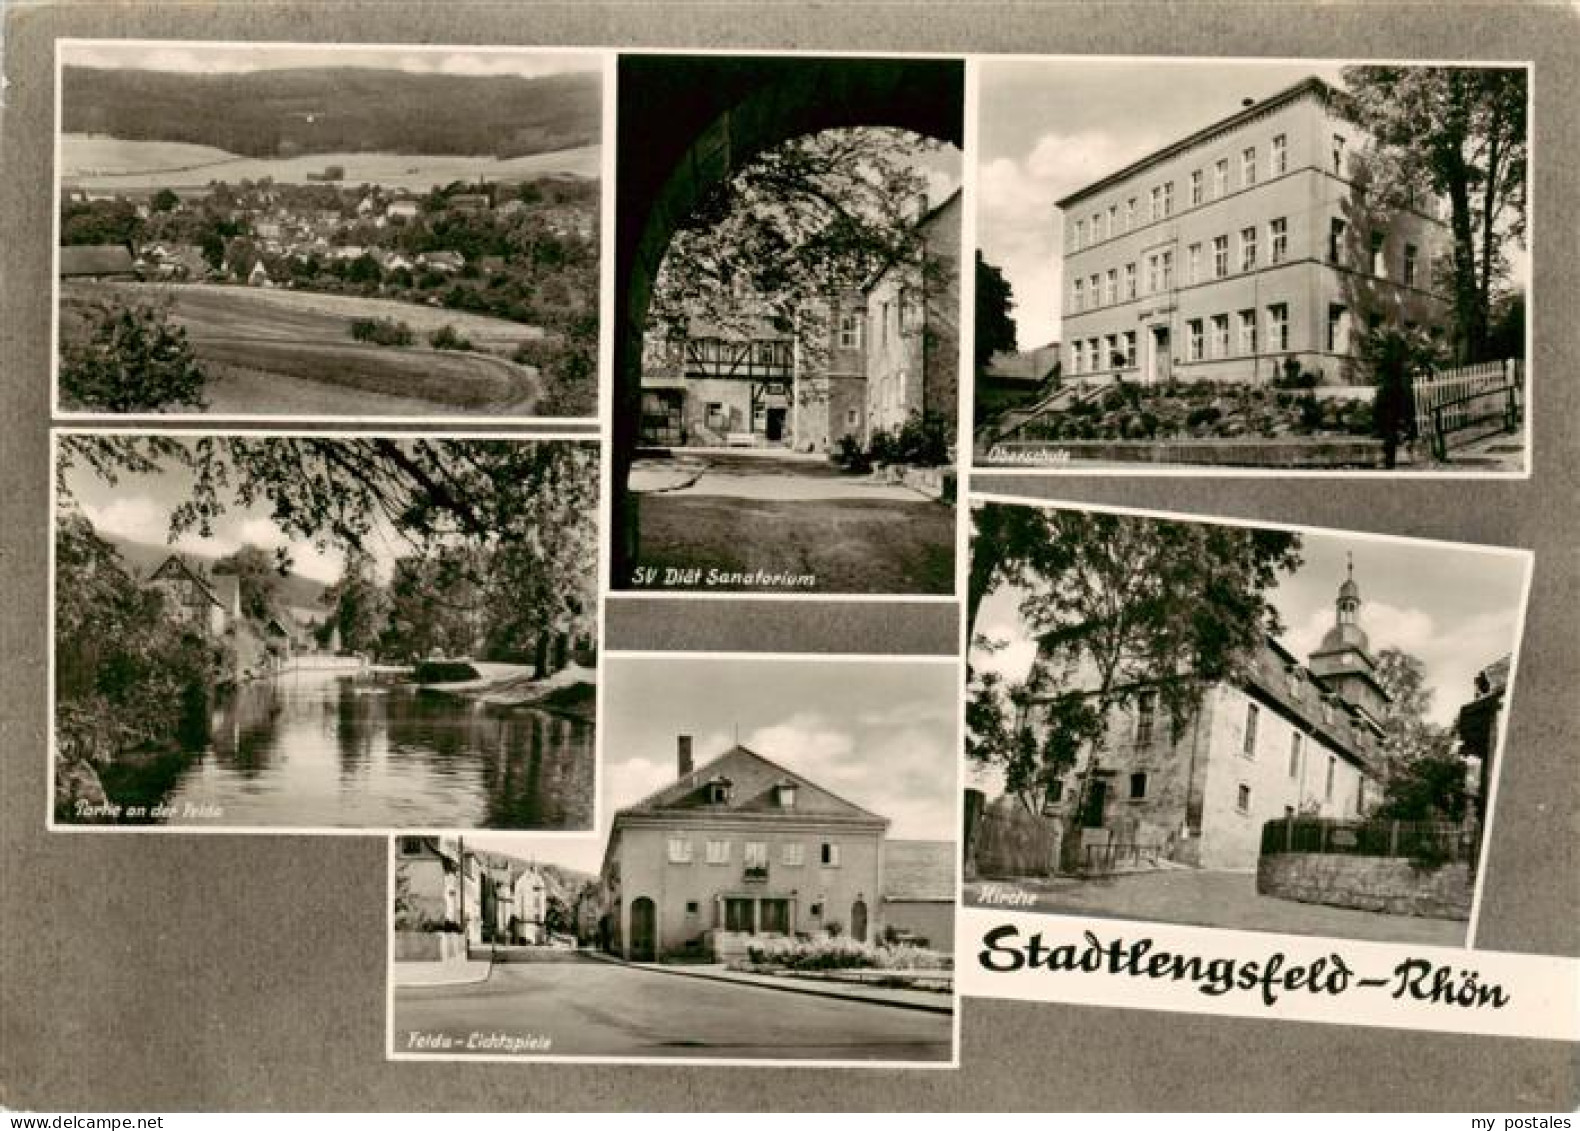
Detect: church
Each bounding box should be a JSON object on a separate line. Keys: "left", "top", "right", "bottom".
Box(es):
{"left": 990, "top": 562, "right": 1388, "bottom": 874}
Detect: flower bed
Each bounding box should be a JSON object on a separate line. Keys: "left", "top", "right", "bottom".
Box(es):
{"left": 1020, "top": 380, "right": 1375, "bottom": 444}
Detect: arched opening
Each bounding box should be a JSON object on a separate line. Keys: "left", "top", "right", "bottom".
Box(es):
{"left": 850, "top": 897, "right": 869, "bottom": 943}
{"left": 612, "top": 56, "right": 964, "bottom": 588}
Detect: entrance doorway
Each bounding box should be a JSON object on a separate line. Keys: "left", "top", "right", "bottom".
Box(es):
{"left": 850, "top": 898, "right": 868, "bottom": 943}
{"left": 765, "top": 406, "right": 787, "bottom": 443}
{"left": 630, "top": 897, "right": 656, "bottom": 961}
{"left": 1149, "top": 325, "right": 1172, "bottom": 384}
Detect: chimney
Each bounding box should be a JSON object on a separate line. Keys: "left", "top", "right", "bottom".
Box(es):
{"left": 677, "top": 735, "right": 693, "bottom": 779}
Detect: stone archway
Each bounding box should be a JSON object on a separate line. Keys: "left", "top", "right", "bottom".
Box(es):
{"left": 611, "top": 56, "right": 965, "bottom": 586}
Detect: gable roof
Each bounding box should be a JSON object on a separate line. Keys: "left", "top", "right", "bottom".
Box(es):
{"left": 882, "top": 839, "right": 955, "bottom": 902}
{"left": 618, "top": 743, "right": 888, "bottom": 827}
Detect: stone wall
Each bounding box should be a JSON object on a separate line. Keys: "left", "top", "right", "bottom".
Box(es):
{"left": 1256, "top": 853, "right": 1472, "bottom": 920}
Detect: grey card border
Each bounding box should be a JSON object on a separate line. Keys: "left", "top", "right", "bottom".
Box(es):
{"left": 3, "top": 0, "right": 1577, "bottom": 1113}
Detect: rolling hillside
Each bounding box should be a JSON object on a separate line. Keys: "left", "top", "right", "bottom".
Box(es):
{"left": 59, "top": 281, "right": 554, "bottom": 417}
{"left": 62, "top": 66, "right": 600, "bottom": 160}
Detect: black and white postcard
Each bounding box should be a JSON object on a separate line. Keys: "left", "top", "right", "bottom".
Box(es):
{"left": 50, "top": 430, "right": 601, "bottom": 832}
{"left": 957, "top": 494, "right": 1573, "bottom": 1039}
{"left": 390, "top": 653, "right": 960, "bottom": 1065}
{"left": 54, "top": 42, "right": 604, "bottom": 422}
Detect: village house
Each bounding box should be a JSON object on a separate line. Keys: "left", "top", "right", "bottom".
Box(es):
{"left": 385, "top": 199, "right": 421, "bottom": 223}
{"left": 395, "top": 836, "right": 463, "bottom": 928}
{"left": 597, "top": 737, "right": 893, "bottom": 962}
{"left": 979, "top": 564, "right": 1387, "bottom": 875}
{"left": 1057, "top": 76, "right": 1451, "bottom": 387}
{"left": 418, "top": 250, "right": 465, "bottom": 274}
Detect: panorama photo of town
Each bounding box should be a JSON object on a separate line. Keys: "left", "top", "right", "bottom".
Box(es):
{"left": 55, "top": 42, "right": 602, "bottom": 420}
{"left": 973, "top": 61, "right": 1528, "bottom": 472}
{"left": 52, "top": 432, "right": 600, "bottom": 832}
{"left": 964, "top": 498, "right": 1529, "bottom": 946}
{"left": 610, "top": 56, "right": 964, "bottom": 596}
{"left": 391, "top": 655, "right": 958, "bottom": 1065}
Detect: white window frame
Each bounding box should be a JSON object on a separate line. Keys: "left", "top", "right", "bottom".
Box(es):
{"left": 1212, "top": 235, "right": 1229, "bottom": 279}
{"left": 705, "top": 839, "right": 730, "bottom": 865}
{"left": 668, "top": 837, "right": 694, "bottom": 864}
{"left": 1238, "top": 309, "right": 1257, "bottom": 355}
{"left": 1240, "top": 225, "right": 1257, "bottom": 272}
{"left": 1267, "top": 303, "right": 1289, "bottom": 351}
{"left": 1270, "top": 217, "right": 1288, "bottom": 264}
{"left": 1271, "top": 133, "right": 1287, "bottom": 176}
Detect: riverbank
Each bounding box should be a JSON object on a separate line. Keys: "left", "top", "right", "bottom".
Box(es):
{"left": 418, "top": 661, "right": 597, "bottom": 723}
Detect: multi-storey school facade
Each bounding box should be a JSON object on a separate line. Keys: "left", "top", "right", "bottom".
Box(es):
{"left": 1057, "top": 77, "right": 1451, "bottom": 387}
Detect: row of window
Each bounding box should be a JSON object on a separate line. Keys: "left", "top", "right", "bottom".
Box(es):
{"left": 665, "top": 837, "right": 842, "bottom": 868}
{"left": 1071, "top": 216, "right": 1291, "bottom": 315}
{"left": 1070, "top": 131, "right": 1329, "bottom": 253}
{"left": 1072, "top": 217, "right": 1425, "bottom": 319}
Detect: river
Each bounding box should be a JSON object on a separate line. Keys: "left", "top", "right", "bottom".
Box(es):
{"left": 96, "top": 669, "right": 595, "bottom": 830}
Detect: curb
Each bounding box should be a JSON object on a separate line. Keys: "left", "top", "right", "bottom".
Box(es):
{"left": 581, "top": 951, "right": 953, "bottom": 1016}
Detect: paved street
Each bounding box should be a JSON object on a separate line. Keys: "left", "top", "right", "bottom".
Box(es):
{"left": 392, "top": 954, "right": 954, "bottom": 1062}
{"left": 631, "top": 449, "right": 932, "bottom": 502}
{"left": 966, "top": 868, "right": 1468, "bottom": 946}
{"left": 628, "top": 450, "right": 956, "bottom": 594}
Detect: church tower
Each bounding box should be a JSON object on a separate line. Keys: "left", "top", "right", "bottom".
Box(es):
{"left": 1306, "top": 555, "right": 1392, "bottom": 725}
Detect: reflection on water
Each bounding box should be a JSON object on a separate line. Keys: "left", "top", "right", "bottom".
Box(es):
{"left": 99, "top": 669, "right": 594, "bottom": 829}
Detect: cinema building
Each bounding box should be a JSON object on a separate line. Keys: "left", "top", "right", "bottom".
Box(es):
{"left": 1057, "top": 76, "right": 1451, "bottom": 388}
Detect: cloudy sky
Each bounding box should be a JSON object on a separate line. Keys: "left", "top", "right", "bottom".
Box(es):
{"left": 978, "top": 59, "right": 1347, "bottom": 352}
{"left": 971, "top": 503, "right": 1529, "bottom": 728}
{"left": 58, "top": 438, "right": 405, "bottom": 588}
{"left": 61, "top": 41, "right": 602, "bottom": 79}
{"left": 468, "top": 655, "right": 961, "bottom": 875}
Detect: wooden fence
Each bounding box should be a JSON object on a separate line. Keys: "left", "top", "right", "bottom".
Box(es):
{"left": 1412, "top": 359, "right": 1524, "bottom": 460}
{"left": 1260, "top": 817, "right": 1477, "bottom": 863}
